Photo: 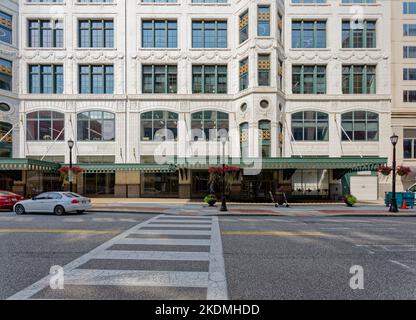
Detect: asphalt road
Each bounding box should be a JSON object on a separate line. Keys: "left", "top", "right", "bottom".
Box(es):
{"left": 1, "top": 210, "right": 415, "bottom": 300}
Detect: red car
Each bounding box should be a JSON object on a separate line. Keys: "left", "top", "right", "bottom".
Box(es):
{"left": 0, "top": 191, "right": 24, "bottom": 211}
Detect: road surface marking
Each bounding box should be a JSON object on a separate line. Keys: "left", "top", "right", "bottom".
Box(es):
{"left": 116, "top": 237, "right": 211, "bottom": 246}
{"left": 131, "top": 229, "right": 212, "bottom": 236}
{"left": 0, "top": 228, "right": 120, "bottom": 235}
{"left": 93, "top": 250, "right": 210, "bottom": 261}
{"left": 389, "top": 260, "right": 416, "bottom": 273}
{"left": 222, "top": 231, "right": 329, "bottom": 237}
{"left": 63, "top": 269, "right": 209, "bottom": 288}
{"left": 8, "top": 214, "right": 228, "bottom": 300}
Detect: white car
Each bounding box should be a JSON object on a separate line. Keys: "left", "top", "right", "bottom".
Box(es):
{"left": 14, "top": 192, "right": 92, "bottom": 216}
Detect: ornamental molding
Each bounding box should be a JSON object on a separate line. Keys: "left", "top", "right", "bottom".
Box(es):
{"left": 0, "top": 48, "right": 18, "bottom": 58}
{"left": 21, "top": 51, "right": 124, "bottom": 61}
{"left": 287, "top": 51, "right": 388, "bottom": 62}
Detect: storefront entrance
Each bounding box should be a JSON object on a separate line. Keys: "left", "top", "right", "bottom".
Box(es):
{"left": 142, "top": 172, "right": 179, "bottom": 197}
{"left": 83, "top": 173, "right": 115, "bottom": 197}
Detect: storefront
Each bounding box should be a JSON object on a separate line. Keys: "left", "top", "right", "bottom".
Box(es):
{"left": 178, "top": 157, "right": 388, "bottom": 202}
{"left": 0, "top": 159, "right": 61, "bottom": 197}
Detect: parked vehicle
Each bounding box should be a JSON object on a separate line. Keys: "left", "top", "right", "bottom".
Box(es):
{"left": 407, "top": 183, "right": 416, "bottom": 192}
{"left": 14, "top": 192, "right": 91, "bottom": 216}
{"left": 0, "top": 191, "right": 24, "bottom": 211}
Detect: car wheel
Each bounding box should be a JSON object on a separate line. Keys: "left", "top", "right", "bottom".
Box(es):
{"left": 15, "top": 204, "right": 25, "bottom": 215}
{"left": 54, "top": 205, "right": 65, "bottom": 216}
{"left": 77, "top": 210, "right": 85, "bottom": 214}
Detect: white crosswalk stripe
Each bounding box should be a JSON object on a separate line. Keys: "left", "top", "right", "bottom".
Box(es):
{"left": 8, "top": 214, "right": 228, "bottom": 300}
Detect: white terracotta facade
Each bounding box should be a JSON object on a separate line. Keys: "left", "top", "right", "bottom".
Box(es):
{"left": 0, "top": 0, "right": 394, "bottom": 200}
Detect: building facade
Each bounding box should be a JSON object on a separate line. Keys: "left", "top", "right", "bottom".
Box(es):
{"left": 391, "top": 1, "right": 416, "bottom": 192}
{"left": 0, "top": 0, "right": 392, "bottom": 201}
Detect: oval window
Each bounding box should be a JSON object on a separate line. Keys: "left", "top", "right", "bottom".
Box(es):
{"left": 240, "top": 103, "right": 248, "bottom": 112}
{"left": 0, "top": 103, "right": 10, "bottom": 112}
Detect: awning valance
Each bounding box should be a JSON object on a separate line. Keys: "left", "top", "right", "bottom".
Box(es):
{"left": 0, "top": 159, "right": 60, "bottom": 171}
{"left": 173, "top": 157, "right": 387, "bottom": 171}
{"left": 76, "top": 163, "right": 177, "bottom": 174}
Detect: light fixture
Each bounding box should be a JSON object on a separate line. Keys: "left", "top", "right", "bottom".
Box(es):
{"left": 390, "top": 134, "right": 399, "bottom": 146}
{"left": 67, "top": 139, "right": 74, "bottom": 149}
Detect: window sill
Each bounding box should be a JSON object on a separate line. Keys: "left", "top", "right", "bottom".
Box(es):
{"left": 290, "top": 48, "right": 330, "bottom": 51}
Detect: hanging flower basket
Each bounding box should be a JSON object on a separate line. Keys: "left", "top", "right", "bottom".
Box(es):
{"left": 58, "top": 167, "right": 84, "bottom": 175}
{"left": 377, "top": 165, "right": 392, "bottom": 176}
{"left": 397, "top": 165, "right": 411, "bottom": 177}
{"left": 207, "top": 165, "right": 241, "bottom": 197}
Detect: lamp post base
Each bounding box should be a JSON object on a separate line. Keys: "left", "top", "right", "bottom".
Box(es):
{"left": 389, "top": 198, "right": 399, "bottom": 213}
{"left": 220, "top": 196, "right": 228, "bottom": 212}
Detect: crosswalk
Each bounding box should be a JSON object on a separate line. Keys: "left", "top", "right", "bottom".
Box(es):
{"left": 8, "top": 215, "right": 228, "bottom": 300}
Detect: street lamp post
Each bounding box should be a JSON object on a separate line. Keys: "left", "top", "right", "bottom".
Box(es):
{"left": 389, "top": 134, "right": 399, "bottom": 213}
{"left": 220, "top": 136, "right": 228, "bottom": 212}
{"left": 68, "top": 139, "right": 74, "bottom": 192}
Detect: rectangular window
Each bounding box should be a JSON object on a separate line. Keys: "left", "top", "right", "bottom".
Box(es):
{"left": 0, "top": 58, "right": 12, "bottom": 91}
{"left": 192, "top": 20, "right": 227, "bottom": 48}
{"left": 142, "top": 20, "right": 177, "bottom": 48}
{"left": 239, "top": 10, "right": 249, "bottom": 44}
{"left": 192, "top": 65, "right": 227, "bottom": 94}
{"left": 0, "top": 11, "right": 12, "bottom": 44}
{"left": 28, "top": 20, "right": 63, "bottom": 48}
{"left": 403, "top": 24, "right": 416, "bottom": 36}
{"left": 258, "top": 5, "right": 270, "bottom": 37}
{"left": 29, "top": 65, "right": 63, "bottom": 94}
{"left": 142, "top": 65, "right": 177, "bottom": 94}
{"left": 79, "top": 65, "right": 114, "bottom": 94}
{"left": 404, "top": 129, "right": 416, "bottom": 159}
{"left": 403, "top": 46, "right": 416, "bottom": 58}
{"left": 404, "top": 68, "right": 416, "bottom": 80}
{"left": 292, "top": 65, "right": 326, "bottom": 94}
{"left": 258, "top": 54, "right": 270, "bottom": 86}
{"left": 79, "top": 20, "right": 114, "bottom": 48}
{"left": 404, "top": 2, "right": 416, "bottom": 14}
{"left": 403, "top": 90, "right": 416, "bottom": 102}
{"left": 342, "top": 20, "right": 376, "bottom": 48}
{"left": 292, "top": 20, "right": 326, "bottom": 48}
{"left": 342, "top": 65, "right": 376, "bottom": 94}
{"left": 239, "top": 58, "right": 249, "bottom": 91}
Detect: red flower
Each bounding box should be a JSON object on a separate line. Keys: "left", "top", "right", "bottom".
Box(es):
{"left": 59, "top": 167, "right": 84, "bottom": 175}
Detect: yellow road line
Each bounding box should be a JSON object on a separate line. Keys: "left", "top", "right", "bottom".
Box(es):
{"left": 222, "top": 231, "right": 329, "bottom": 237}
{"left": 0, "top": 229, "right": 120, "bottom": 235}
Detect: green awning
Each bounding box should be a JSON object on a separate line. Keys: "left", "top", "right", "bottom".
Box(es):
{"left": 0, "top": 158, "right": 60, "bottom": 171}
{"left": 174, "top": 157, "right": 387, "bottom": 171}
{"left": 76, "top": 163, "right": 177, "bottom": 174}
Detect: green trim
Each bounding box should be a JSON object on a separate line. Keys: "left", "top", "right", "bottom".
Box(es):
{"left": 76, "top": 163, "right": 177, "bottom": 174}
{"left": 174, "top": 157, "right": 387, "bottom": 171}
{"left": 0, "top": 158, "right": 60, "bottom": 171}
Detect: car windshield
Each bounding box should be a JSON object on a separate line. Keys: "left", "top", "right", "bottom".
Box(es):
{"left": 0, "top": 191, "right": 13, "bottom": 196}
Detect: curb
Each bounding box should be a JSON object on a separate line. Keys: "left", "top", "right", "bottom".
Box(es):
{"left": 85, "top": 209, "right": 416, "bottom": 218}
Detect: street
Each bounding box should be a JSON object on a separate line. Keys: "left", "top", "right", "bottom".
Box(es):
{"left": 1, "top": 210, "right": 416, "bottom": 300}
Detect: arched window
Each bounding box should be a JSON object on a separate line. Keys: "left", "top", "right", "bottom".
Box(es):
{"left": 341, "top": 111, "right": 379, "bottom": 141}
{"left": 191, "top": 111, "right": 229, "bottom": 141}
{"left": 292, "top": 111, "right": 329, "bottom": 141}
{"left": 26, "top": 111, "right": 65, "bottom": 141}
{"left": 259, "top": 120, "right": 271, "bottom": 158}
{"left": 240, "top": 122, "right": 249, "bottom": 158}
{"left": 141, "top": 110, "right": 178, "bottom": 141}
{"left": 77, "top": 111, "right": 115, "bottom": 141}
{"left": 0, "top": 121, "right": 12, "bottom": 158}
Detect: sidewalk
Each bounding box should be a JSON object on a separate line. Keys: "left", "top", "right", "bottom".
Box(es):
{"left": 88, "top": 198, "right": 416, "bottom": 217}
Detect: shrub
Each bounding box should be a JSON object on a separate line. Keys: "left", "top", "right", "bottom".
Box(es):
{"left": 344, "top": 194, "right": 357, "bottom": 207}
{"left": 204, "top": 194, "right": 217, "bottom": 206}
